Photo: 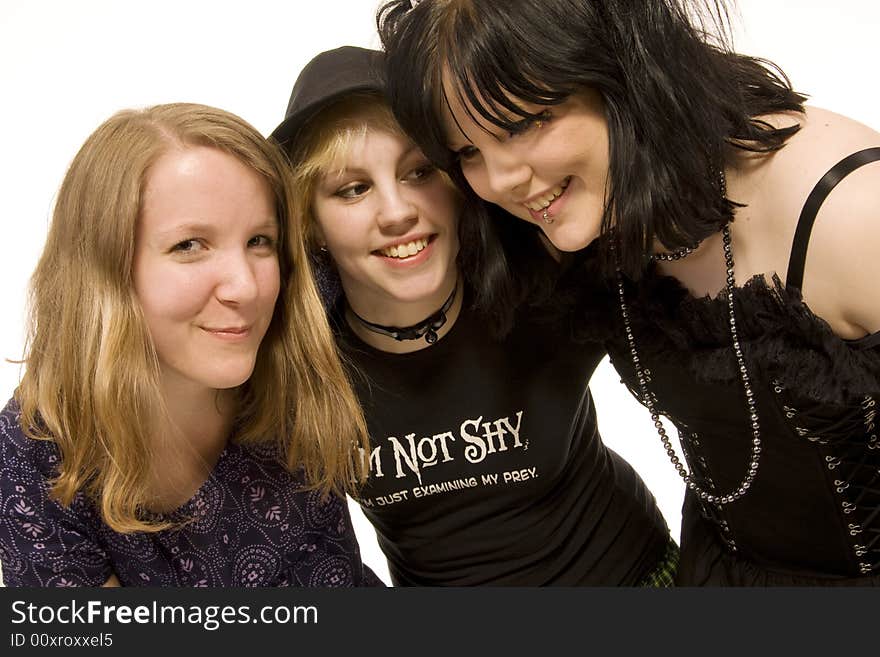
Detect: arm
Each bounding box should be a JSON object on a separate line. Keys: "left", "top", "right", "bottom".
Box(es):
{"left": 803, "top": 154, "right": 880, "bottom": 338}
{"left": 0, "top": 407, "right": 115, "bottom": 587}
{"left": 0, "top": 488, "right": 116, "bottom": 587}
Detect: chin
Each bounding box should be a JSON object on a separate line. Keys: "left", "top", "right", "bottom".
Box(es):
{"left": 547, "top": 222, "right": 600, "bottom": 253}
{"left": 203, "top": 375, "right": 253, "bottom": 391}
{"left": 392, "top": 272, "right": 452, "bottom": 303}
{"left": 204, "top": 361, "right": 259, "bottom": 390}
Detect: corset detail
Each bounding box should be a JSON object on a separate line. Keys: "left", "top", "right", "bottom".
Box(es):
{"left": 771, "top": 381, "right": 880, "bottom": 575}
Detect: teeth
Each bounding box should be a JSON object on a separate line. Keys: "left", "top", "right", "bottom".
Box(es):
{"left": 380, "top": 237, "right": 429, "bottom": 259}
{"left": 524, "top": 178, "right": 570, "bottom": 211}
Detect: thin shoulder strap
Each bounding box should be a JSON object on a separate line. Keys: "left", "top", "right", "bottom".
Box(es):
{"left": 786, "top": 146, "right": 880, "bottom": 291}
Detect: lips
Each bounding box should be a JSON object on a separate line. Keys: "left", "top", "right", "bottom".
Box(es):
{"left": 375, "top": 235, "right": 433, "bottom": 260}
{"left": 523, "top": 177, "right": 571, "bottom": 212}
{"left": 201, "top": 325, "right": 251, "bottom": 340}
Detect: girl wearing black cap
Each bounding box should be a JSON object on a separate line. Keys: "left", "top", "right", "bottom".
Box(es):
{"left": 272, "top": 46, "right": 674, "bottom": 585}
{"left": 377, "top": 0, "right": 880, "bottom": 585}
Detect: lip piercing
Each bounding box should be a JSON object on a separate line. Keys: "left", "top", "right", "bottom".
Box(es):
{"left": 542, "top": 210, "right": 554, "bottom": 224}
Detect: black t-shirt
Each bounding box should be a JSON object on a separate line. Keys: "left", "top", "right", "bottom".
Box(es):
{"left": 337, "top": 298, "right": 669, "bottom": 585}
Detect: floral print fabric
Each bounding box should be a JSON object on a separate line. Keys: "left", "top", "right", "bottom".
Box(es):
{"left": 0, "top": 399, "right": 381, "bottom": 587}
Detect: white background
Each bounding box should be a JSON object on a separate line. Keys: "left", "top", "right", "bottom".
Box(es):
{"left": 0, "top": 1, "right": 877, "bottom": 586}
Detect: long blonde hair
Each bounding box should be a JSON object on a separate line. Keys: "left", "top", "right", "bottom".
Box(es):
{"left": 16, "top": 103, "right": 369, "bottom": 533}
{"left": 286, "top": 92, "right": 410, "bottom": 249}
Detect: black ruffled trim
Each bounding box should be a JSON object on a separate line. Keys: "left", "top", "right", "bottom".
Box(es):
{"left": 565, "top": 249, "right": 879, "bottom": 408}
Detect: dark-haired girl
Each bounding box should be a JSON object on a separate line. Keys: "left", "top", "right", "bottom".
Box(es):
{"left": 378, "top": 0, "right": 880, "bottom": 585}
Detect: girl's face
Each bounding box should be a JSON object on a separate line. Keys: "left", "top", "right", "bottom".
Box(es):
{"left": 133, "top": 146, "right": 280, "bottom": 398}
{"left": 442, "top": 84, "right": 610, "bottom": 253}
{"left": 311, "top": 128, "right": 460, "bottom": 319}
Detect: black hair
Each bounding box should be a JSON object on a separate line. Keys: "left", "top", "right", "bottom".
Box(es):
{"left": 378, "top": 0, "right": 806, "bottom": 320}
{"left": 457, "top": 183, "right": 559, "bottom": 336}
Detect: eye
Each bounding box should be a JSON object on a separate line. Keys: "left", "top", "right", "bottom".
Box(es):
{"left": 508, "top": 109, "right": 552, "bottom": 138}
{"left": 455, "top": 145, "right": 480, "bottom": 163}
{"left": 170, "top": 239, "right": 204, "bottom": 253}
{"left": 404, "top": 163, "right": 437, "bottom": 184}
{"left": 248, "top": 234, "right": 277, "bottom": 250}
{"left": 334, "top": 182, "right": 371, "bottom": 199}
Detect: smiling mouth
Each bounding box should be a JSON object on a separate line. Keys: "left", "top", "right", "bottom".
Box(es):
{"left": 203, "top": 326, "right": 250, "bottom": 336}
{"left": 523, "top": 177, "right": 572, "bottom": 212}
{"left": 376, "top": 236, "right": 431, "bottom": 259}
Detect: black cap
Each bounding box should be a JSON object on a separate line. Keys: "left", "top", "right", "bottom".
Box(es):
{"left": 270, "top": 46, "right": 385, "bottom": 149}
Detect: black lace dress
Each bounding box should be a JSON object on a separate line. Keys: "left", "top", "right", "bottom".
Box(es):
{"left": 570, "top": 149, "right": 880, "bottom": 585}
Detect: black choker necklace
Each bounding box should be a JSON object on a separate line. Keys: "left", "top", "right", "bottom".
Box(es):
{"left": 348, "top": 282, "right": 457, "bottom": 345}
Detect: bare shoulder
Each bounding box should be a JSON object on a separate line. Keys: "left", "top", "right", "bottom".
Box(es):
{"left": 733, "top": 107, "right": 880, "bottom": 338}
{"left": 738, "top": 107, "right": 878, "bottom": 227}
{"left": 781, "top": 106, "right": 879, "bottom": 179}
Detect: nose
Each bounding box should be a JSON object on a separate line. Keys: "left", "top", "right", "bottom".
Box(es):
{"left": 482, "top": 146, "right": 532, "bottom": 200}
{"left": 376, "top": 183, "right": 418, "bottom": 232}
{"left": 215, "top": 249, "right": 259, "bottom": 305}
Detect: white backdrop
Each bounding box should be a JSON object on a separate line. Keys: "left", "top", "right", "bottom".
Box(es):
{"left": 0, "top": 1, "right": 877, "bottom": 586}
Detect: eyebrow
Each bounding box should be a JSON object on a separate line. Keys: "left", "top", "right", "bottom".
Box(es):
{"left": 399, "top": 144, "right": 422, "bottom": 160}
{"left": 445, "top": 136, "right": 470, "bottom": 151}
{"left": 324, "top": 144, "right": 423, "bottom": 178}
{"left": 154, "top": 218, "right": 279, "bottom": 239}
{"left": 250, "top": 219, "right": 280, "bottom": 232}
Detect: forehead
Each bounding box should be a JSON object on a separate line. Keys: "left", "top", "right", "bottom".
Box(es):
{"left": 141, "top": 146, "right": 274, "bottom": 225}
{"left": 145, "top": 146, "right": 257, "bottom": 191}
{"left": 439, "top": 66, "right": 541, "bottom": 145}
{"left": 321, "top": 127, "right": 417, "bottom": 173}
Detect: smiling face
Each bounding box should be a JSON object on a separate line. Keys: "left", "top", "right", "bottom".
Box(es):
{"left": 133, "top": 145, "right": 280, "bottom": 398}
{"left": 311, "top": 127, "right": 460, "bottom": 324}
{"left": 442, "top": 83, "right": 611, "bottom": 253}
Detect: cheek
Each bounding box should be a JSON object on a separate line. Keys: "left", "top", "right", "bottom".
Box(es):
{"left": 460, "top": 164, "right": 487, "bottom": 197}
{"left": 257, "top": 258, "right": 281, "bottom": 306}
{"left": 139, "top": 283, "right": 210, "bottom": 332}
{"left": 133, "top": 260, "right": 212, "bottom": 327}
{"left": 423, "top": 183, "right": 461, "bottom": 225}
{"left": 559, "top": 122, "right": 607, "bottom": 170}
{"left": 460, "top": 164, "right": 502, "bottom": 206}
{"left": 313, "top": 205, "right": 360, "bottom": 258}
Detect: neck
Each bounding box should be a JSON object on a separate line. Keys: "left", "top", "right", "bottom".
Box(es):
{"left": 146, "top": 378, "right": 236, "bottom": 512}
{"left": 345, "top": 277, "right": 464, "bottom": 354}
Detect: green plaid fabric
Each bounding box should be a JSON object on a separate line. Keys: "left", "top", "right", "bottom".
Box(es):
{"left": 639, "top": 539, "right": 679, "bottom": 587}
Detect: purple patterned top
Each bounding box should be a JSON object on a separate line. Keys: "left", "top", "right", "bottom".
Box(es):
{"left": 0, "top": 398, "right": 383, "bottom": 587}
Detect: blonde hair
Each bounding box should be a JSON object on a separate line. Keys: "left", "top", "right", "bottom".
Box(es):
{"left": 287, "top": 92, "right": 408, "bottom": 248}
{"left": 16, "top": 103, "right": 369, "bottom": 533}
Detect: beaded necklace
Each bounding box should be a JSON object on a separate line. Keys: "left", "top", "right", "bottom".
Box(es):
{"left": 649, "top": 242, "right": 701, "bottom": 262}
{"left": 614, "top": 178, "right": 762, "bottom": 506}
